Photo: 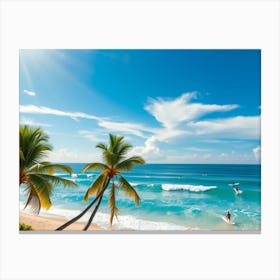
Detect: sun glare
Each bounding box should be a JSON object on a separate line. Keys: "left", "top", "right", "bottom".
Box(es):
{"left": 20, "top": 49, "right": 95, "bottom": 92}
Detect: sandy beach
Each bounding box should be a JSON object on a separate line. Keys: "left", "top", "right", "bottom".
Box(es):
{"left": 19, "top": 212, "right": 103, "bottom": 231}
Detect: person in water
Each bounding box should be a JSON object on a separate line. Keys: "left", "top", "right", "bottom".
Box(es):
{"left": 226, "top": 211, "right": 231, "bottom": 222}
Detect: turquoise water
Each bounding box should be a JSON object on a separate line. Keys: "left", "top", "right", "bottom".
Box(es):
{"left": 20, "top": 164, "right": 261, "bottom": 231}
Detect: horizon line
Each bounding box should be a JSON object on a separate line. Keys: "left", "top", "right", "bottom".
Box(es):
{"left": 53, "top": 162, "right": 261, "bottom": 165}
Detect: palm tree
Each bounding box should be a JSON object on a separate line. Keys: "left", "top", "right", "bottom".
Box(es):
{"left": 20, "top": 125, "right": 77, "bottom": 214}
{"left": 56, "top": 134, "right": 145, "bottom": 230}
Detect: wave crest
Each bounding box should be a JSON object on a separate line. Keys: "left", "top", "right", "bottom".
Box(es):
{"left": 162, "top": 184, "right": 217, "bottom": 192}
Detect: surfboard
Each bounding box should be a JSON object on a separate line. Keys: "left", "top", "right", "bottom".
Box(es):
{"left": 222, "top": 216, "right": 235, "bottom": 225}
{"left": 234, "top": 188, "right": 243, "bottom": 194}
{"left": 228, "top": 182, "right": 239, "bottom": 187}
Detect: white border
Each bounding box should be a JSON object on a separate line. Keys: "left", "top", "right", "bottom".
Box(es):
{"left": 1, "top": 1, "right": 279, "bottom": 279}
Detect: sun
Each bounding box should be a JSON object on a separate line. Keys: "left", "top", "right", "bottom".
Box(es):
{"left": 20, "top": 49, "right": 94, "bottom": 92}
{"left": 20, "top": 50, "right": 58, "bottom": 90}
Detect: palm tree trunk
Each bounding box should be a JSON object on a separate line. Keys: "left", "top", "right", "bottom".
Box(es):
{"left": 83, "top": 194, "right": 103, "bottom": 231}
{"left": 83, "top": 178, "right": 112, "bottom": 230}
{"left": 55, "top": 192, "right": 102, "bottom": 230}
{"left": 55, "top": 178, "right": 110, "bottom": 231}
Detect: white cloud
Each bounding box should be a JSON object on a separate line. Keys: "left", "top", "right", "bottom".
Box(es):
{"left": 20, "top": 95, "right": 261, "bottom": 164}
{"left": 20, "top": 117, "right": 52, "bottom": 127}
{"left": 48, "top": 148, "right": 101, "bottom": 163}
{"left": 131, "top": 136, "right": 162, "bottom": 159}
{"left": 188, "top": 116, "right": 260, "bottom": 139}
{"left": 128, "top": 129, "right": 188, "bottom": 162}
{"left": 161, "top": 153, "right": 199, "bottom": 164}
{"left": 200, "top": 139, "right": 244, "bottom": 144}
{"left": 151, "top": 128, "right": 188, "bottom": 143}
{"left": 97, "top": 120, "right": 155, "bottom": 138}
{"left": 19, "top": 104, "right": 155, "bottom": 138}
{"left": 79, "top": 130, "right": 107, "bottom": 143}
{"left": 253, "top": 146, "right": 261, "bottom": 161}
{"left": 133, "top": 93, "right": 258, "bottom": 162}
{"left": 219, "top": 153, "right": 227, "bottom": 158}
{"left": 143, "top": 93, "right": 259, "bottom": 147}
{"left": 145, "top": 92, "right": 238, "bottom": 129}
{"left": 20, "top": 105, "right": 100, "bottom": 121}
{"left": 160, "top": 151, "right": 256, "bottom": 164}
{"left": 23, "top": 89, "right": 36, "bottom": 96}
{"left": 184, "top": 147, "right": 210, "bottom": 152}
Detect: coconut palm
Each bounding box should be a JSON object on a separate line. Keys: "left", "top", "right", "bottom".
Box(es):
{"left": 56, "top": 134, "right": 145, "bottom": 230}
{"left": 20, "top": 125, "right": 77, "bottom": 214}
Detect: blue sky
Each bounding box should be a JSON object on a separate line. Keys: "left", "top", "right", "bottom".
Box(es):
{"left": 19, "top": 49, "right": 261, "bottom": 164}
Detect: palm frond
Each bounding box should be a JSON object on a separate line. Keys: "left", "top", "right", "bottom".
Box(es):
{"left": 19, "top": 125, "right": 79, "bottom": 215}
{"left": 72, "top": 134, "right": 145, "bottom": 227}
{"left": 102, "top": 150, "right": 120, "bottom": 166}
{"left": 26, "top": 173, "right": 78, "bottom": 212}
{"left": 20, "top": 126, "right": 52, "bottom": 170}
{"left": 23, "top": 187, "right": 41, "bottom": 214}
{"left": 19, "top": 150, "right": 25, "bottom": 161}
{"left": 27, "top": 174, "right": 53, "bottom": 210}
{"left": 26, "top": 145, "right": 51, "bottom": 167}
{"left": 118, "top": 176, "right": 140, "bottom": 205}
{"left": 39, "top": 161, "right": 51, "bottom": 165}
{"left": 96, "top": 142, "right": 107, "bottom": 151}
{"left": 82, "top": 162, "right": 108, "bottom": 173}
{"left": 29, "top": 163, "right": 73, "bottom": 175}
{"left": 117, "top": 143, "right": 132, "bottom": 157}
{"left": 109, "top": 182, "right": 119, "bottom": 225}
{"left": 116, "top": 156, "right": 145, "bottom": 171}
{"left": 109, "top": 134, "right": 123, "bottom": 152}
{"left": 83, "top": 174, "right": 107, "bottom": 202}
{"left": 26, "top": 163, "right": 41, "bottom": 173}
{"left": 35, "top": 174, "right": 78, "bottom": 188}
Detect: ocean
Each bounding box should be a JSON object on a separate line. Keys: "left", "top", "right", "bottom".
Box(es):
{"left": 20, "top": 164, "right": 261, "bottom": 231}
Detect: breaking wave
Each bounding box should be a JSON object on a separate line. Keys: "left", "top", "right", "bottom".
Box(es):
{"left": 162, "top": 184, "right": 217, "bottom": 192}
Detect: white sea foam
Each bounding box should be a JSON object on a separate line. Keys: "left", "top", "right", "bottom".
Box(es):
{"left": 162, "top": 184, "right": 217, "bottom": 192}
{"left": 106, "top": 214, "right": 187, "bottom": 231}
{"left": 72, "top": 178, "right": 92, "bottom": 183}
{"left": 20, "top": 203, "right": 188, "bottom": 231}
{"left": 147, "top": 184, "right": 157, "bottom": 187}
{"left": 54, "top": 173, "right": 69, "bottom": 176}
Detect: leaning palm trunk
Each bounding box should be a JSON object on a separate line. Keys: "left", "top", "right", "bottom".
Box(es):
{"left": 55, "top": 189, "right": 103, "bottom": 230}
{"left": 83, "top": 194, "right": 104, "bottom": 231}
{"left": 55, "top": 181, "right": 109, "bottom": 230}
{"left": 57, "top": 134, "right": 145, "bottom": 231}
{"left": 82, "top": 178, "right": 111, "bottom": 230}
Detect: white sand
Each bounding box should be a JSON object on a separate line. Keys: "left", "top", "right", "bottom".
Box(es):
{"left": 19, "top": 212, "right": 103, "bottom": 231}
